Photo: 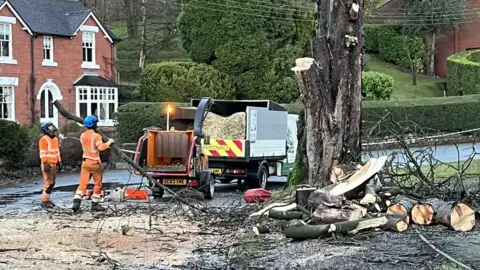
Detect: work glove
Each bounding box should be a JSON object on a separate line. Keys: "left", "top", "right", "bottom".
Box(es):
{"left": 107, "top": 138, "right": 115, "bottom": 145}
{"left": 43, "top": 163, "right": 52, "bottom": 173}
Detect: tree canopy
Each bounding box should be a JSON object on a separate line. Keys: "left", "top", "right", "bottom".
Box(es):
{"left": 178, "top": 0, "right": 314, "bottom": 103}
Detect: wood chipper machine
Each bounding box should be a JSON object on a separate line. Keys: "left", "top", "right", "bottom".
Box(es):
{"left": 132, "top": 98, "right": 216, "bottom": 199}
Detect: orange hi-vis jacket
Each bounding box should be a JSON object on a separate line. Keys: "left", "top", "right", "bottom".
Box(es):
{"left": 80, "top": 129, "right": 110, "bottom": 163}
{"left": 39, "top": 135, "right": 61, "bottom": 164}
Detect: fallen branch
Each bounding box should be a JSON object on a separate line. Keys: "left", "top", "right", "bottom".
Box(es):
{"left": 283, "top": 220, "right": 331, "bottom": 240}
{"left": 269, "top": 209, "right": 304, "bottom": 220}
{"left": 312, "top": 206, "right": 351, "bottom": 224}
{"left": 53, "top": 100, "right": 206, "bottom": 212}
{"left": 416, "top": 230, "right": 473, "bottom": 270}
{"left": 249, "top": 203, "right": 297, "bottom": 218}
{"left": 253, "top": 224, "right": 270, "bottom": 235}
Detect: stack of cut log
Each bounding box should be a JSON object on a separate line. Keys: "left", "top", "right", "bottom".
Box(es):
{"left": 250, "top": 157, "right": 477, "bottom": 240}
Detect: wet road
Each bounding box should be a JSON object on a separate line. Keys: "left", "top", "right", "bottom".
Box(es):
{"left": 0, "top": 169, "right": 287, "bottom": 216}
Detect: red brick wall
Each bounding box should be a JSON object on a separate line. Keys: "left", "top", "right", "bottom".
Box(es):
{"left": 0, "top": 5, "right": 117, "bottom": 130}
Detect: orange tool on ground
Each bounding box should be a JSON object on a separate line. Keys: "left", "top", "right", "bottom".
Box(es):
{"left": 124, "top": 188, "right": 149, "bottom": 200}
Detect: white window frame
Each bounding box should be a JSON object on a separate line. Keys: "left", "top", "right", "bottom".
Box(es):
{"left": 75, "top": 86, "right": 118, "bottom": 126}
{"left": 0, "top": 77, "right": 18, "bottom": 121}
{"left": 42, "top": 36, "right": 58, "bottom": 67}
{"left": 81, "top": 28, "right": 100, "bottom": 69}
{"left": 0, "top": 16, "right": 17, "bottom": 65}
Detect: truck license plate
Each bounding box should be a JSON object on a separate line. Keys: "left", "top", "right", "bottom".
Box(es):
{"left": 212, "top": 168, "right": 222, "bottom": 175}
{"left": 163, "top": 179, "right": 187, "bottom": 185}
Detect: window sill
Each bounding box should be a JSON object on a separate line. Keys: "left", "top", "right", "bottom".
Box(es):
{"left": 0, "top": 58, "right": 17, "bottom": 65}
{"left": 81, "top": 62, "right": 100, "bottom": 69}
{"left": 42, "top": 60, "right": 58, "bottom": 67}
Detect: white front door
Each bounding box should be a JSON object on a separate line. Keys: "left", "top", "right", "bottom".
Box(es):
{"left": 40, "top": 88, "right": 59, "bottom": 127}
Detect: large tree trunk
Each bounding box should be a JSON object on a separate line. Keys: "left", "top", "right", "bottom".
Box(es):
{"left": 425, "top": 31, "right": 436, "bottom": 76}
{"left": 292, "top": 1, "right": 363, "bottom": 187}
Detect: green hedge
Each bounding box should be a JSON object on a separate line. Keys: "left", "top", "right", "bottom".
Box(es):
{"left": 139, "top": 61, "right": 234, "bottom": 102}
{"left": 362, "top": 72, "right": 394, "bottom": 100}
{"left": 114, "top": 102, "right": 189, "bottom": 142}
{"left": 364, "top": 24, "right": 426, "bottom": 71}
{"left": 116, "top": 95, "right": 480, "bottom": 141}
{"left": 0, "top": 120, "right": 33, "bottom": 169}
{"left": 447, "top": 50, "right": 480, "bottom": 95}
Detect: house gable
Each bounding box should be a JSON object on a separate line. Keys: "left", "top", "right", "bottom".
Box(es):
{"left": 73, "top": 11, "right": 114, "bottom": 44}
{"left": 0, "top": 0, "right": 32, "bottom": 35}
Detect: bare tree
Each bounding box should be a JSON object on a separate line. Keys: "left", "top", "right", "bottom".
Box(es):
{"left": 139, "top": 0, "right": 148, "bottom": 69}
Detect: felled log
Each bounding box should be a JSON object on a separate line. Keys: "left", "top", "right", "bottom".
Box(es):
{"left": 359, "top": 182, "right": 379, "bottom": 206}
{"left": 422, "top": 199, "right": 476, "bottom": 231}
{"left": 253, "top": 224, "right": 270, "bottom": 235}
{"left": 296, "top": 187, "right": 317, "bottom": 208}
{"left": 328, "top": 215, "right": 408, "bottom": 234}
{"left": 329, "top": 156, "right": 388, "bottom": 198}
{"left": 379, "top": 187, "right": 403, "bottom": 199}
{"left": 387, "top": 196, "right": 418, "bottom": 224}
{"left": 330, "top": 163, "right": 360, "bottom": 184}
{"left": 411, "top": 199, "right": 436, "bottom": 225}
{"left": 269, "top": 209, "right": 304, "bottom": 220}
{"left": 307, "top": 189, "right": 343, "bottom": 210}
{"left": 312, "top": 206, "right": 352, "bottom": 224}
{"left": 249, "top": 203, "right": 297, "bottom": 218}
{"left": 348, "top": 208, "right": 365, "bottom": 221}
{"left": 283, "top": 220, "right": 331, "bottom": 240}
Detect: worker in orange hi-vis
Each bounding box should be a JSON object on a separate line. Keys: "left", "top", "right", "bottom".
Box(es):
{"left": 72, "top": 115, "right": 114, "bottom": 213}
{"left": 39, "top": 122, "right": 61, "bottom": 209}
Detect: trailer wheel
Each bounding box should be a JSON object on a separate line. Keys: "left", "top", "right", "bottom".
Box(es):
{"left": 150, "top": 179, "right": 164, "bottom": 199}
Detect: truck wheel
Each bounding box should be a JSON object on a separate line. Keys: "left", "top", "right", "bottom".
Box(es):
{"left": 200, "top": 172, "right": 215, "bottom": 200}
{"left": 246, "top": 164, "right": 269, "bottom": 190}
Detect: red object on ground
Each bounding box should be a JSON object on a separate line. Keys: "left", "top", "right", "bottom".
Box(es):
{"left": 125, "top": 188, "right": 149, "bottom": 200}
{"left": 187, "top": 180, "right": 200, "bottom": 188}
{"left": 244, "top": 188, "right": 271, "bottom": 203}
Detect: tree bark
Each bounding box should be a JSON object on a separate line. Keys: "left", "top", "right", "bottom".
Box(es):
{"left": 292, "top": 1, "right": 363, "bottom": 187}
{"left": 296, "top": 187, "right": 317, "bottom": 208}
{"left": 386, "top": 196, "right": 418, "bottom": 224}
{"left": 124, "top": 0, "right": 139, "bottom": 38}
{"left": 425, "top": 31, "right": 436, "bottom": 76}
{"left": 139, "top": 0, "right": 148, "bottom": 69}
{"left": 286, "top": 110, "right": 308, "bottom": 188}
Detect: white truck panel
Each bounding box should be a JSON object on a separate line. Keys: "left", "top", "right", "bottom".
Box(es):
{"left": 246, "top": 107, "right": 288, "bottom": 141}
{"left": 249, "top": 140, "right": 287, "bottom": 158}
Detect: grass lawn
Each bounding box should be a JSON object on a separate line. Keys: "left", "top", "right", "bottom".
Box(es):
{"left": 396, "top": 159, "right": 480, "bottom": 181}
{"left": 108, "top": 21, "right": 190, "bottom": 83}
{"left": 366, "top": 54, "right": 445, "bottom": 100}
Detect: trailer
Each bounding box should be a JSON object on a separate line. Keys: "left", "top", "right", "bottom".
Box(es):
{"left": 190, "top": 98, "right": 289, "bottom": 189}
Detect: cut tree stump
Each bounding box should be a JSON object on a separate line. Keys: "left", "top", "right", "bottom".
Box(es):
{"left": 283, "top": 220, "right": 331, "bottom": 240}
{"left": 307, "top": 189, "right": 343, "bottom": 210}
{"left": 387, "top": 196, "right": 418, "bottom": 224}
{"left": 429, "top": 199, "right": 476, "bottom": 231}
{"left": 269, "top": 209, "right": 304, "bottom": 220}
{"left": 312, "top": 207, "right": 352, "bottom": 224}
{"left": 296, "top": 187, "right": 317, "bottom": 208}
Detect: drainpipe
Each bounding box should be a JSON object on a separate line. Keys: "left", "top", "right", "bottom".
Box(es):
{"left": 111, "top": 43, "right": 116, "bottom": 82}
{"left": 30, "top": 34, "right": 36, "bottom": 125}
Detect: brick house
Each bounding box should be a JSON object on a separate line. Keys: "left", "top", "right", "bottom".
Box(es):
{"left": 0, "top": 0, "right": 120, "bottom": 131}
{"left": 375, "top": 0, "right": 480, "bottom": 77}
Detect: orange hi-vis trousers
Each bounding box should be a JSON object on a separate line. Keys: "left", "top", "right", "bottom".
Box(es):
{"left": 74, "top": 159, "right": 103, "bottom": 202}
{"left": 41, "top": 163, "right": 56, "bottom": 203}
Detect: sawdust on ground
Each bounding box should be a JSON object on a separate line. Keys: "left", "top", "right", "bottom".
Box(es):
{"left": 0, "top": 202, "right": 225, "bottom": 269}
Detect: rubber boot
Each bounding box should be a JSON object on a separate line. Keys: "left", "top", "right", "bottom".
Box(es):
{"left": 91, "top": 202, "right": 106, "bottom": 212}
{"left": 72, "top": 198, "right": 82, "bottom": 213}
{"left": 41, "top": 201, "right": 55, "bottom": 209}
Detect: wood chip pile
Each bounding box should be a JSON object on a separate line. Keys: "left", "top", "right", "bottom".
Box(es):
{"left": 203, "top": 112, "right": 246, "bottom": 139}
{"left": 250, "top": 156, "right": 478, "bottom": 240}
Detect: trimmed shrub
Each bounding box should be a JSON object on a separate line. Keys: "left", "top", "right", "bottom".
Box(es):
{"left": 364, "top": 24, "right": 426, "bottom": 71}
{"left": 362, "top": 72, "right": 394, "bottom": 100}
{"left": 447, "top": 50, "right": 480, "bottom": 95}
{"left": 114, "top": 102, "right": 189, "bottom": 142}
{"left": 0, "top": 120, "right": 33, "bottom": 169}
{"left": 139, "top": 61, "right": 235, "bottom": 102}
